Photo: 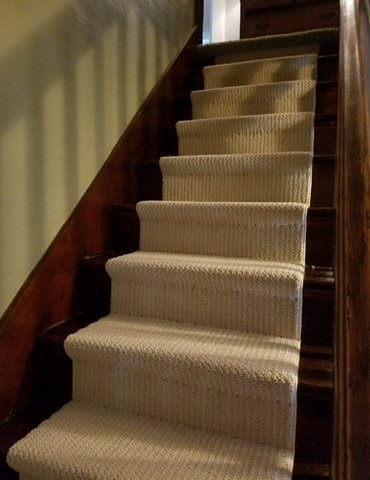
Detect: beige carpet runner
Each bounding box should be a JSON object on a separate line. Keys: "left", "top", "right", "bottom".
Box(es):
{"left": 8, "top": 30, "right": 318, "bottom": 480}
{"left": 160, "top": 152, "right": 313, "bottom": 203}
{"left": 191, "top": 80, "right": 316, "bottom": 117}
{"left": 202, "top": 54, "right": 317, "bottom": 88}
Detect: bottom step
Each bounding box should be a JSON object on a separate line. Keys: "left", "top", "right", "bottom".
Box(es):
{"left": 8, "top": 401, "right": 294, "bottom": 480}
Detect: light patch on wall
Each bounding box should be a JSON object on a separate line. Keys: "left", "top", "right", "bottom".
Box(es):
{"left": 0, "top": 0, "right": 195, "bottom": 318}
{"left": 67, "top": 0, "right": 193, "bottom": 35}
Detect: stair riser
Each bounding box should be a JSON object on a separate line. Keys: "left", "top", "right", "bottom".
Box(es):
{"left": 139, "top": 205, "right": 308, "bottom": 265}
{"left": 192, "top": 81, "right": 317, "bottom": 118}
{"left": 203, "top": 55, "right": 317, "bottom": 90}
{"left": 177, "top": 113, "right": 315, "bottom": 156}
{"left": 161, "top": 153, "right": 313, "bottom": 205}
{"left": 110, "top": 278, "right": 303, "bottom": 340}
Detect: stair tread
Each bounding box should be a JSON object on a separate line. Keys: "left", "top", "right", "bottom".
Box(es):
{"left": 107, "top": 249, "right": 305, "bottom": 275}
{"left": 7, "top": 401, "right": 294, "bottom": 480}
{"left": 66, "top": 314, "right": 299, "bottom": 390}
{"left": 81, "top": 249, "right": 333, "bottom": 287}
{"left": 177, "top": 111, "right": 315, "bottom": 130}
{"left": 177, "top": 79, "right": 337, "bottom": 100}
{"left": 35, "top": 319, "right": 333, "bottom": 397}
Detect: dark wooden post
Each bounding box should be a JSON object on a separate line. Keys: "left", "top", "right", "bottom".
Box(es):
{"left": 336, "top": 0, "right": 370, "bottom": 478}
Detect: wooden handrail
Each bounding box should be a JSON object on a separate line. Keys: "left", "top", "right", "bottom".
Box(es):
{"left": 336, "top": 0, "right": 370, "bottom": 478}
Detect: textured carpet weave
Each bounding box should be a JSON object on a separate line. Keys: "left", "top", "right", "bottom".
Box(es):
{"left": 8, "top": 29, "right": 319, "bottom": 480}
{"left": 65, "top": 315, "right": 299, "bottom": 449}
{"left": 9, "top": 402, "right": 294, "bottom": 480}
{"left": 198, "top": 27, "right": 338, "bottom": 59}
{"left": 177, "top": 113, "right": 315, "bottom": 155}
{"left": 203, "top": 54, "right": 317, "bottom": 89}
{"left": 215, "top": 44, "right": 319, "bottom": 64}
{"left": 191, "top": 80, "right": 316, "bottom": 118}
{"left": 107, "top": 252, "right": 304, "bottom": 339}
{"left": 160, "top": 153, "right": 313, "bottom": 204}
{"left": 138, "top": 201, "right": 307, "bottom": 264}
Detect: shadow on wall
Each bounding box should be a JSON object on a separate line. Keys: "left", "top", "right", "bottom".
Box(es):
{"left": 0, "top": 0, "right": 194, "bottom": 318}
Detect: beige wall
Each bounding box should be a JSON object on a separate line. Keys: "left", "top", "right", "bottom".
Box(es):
{"left": 0, "top": 0, "right": 195, "bottom": 317}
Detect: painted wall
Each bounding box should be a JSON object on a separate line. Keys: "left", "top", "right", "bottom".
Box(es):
{"left": 0, "top": 0, "right": 195, "bottom": 317}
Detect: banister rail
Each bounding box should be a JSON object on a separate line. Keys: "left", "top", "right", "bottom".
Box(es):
{"left": 336, "top": 0, "right": 370, "bottom": 478}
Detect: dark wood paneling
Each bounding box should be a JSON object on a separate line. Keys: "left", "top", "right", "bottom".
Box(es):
{"left": 0, "top": 26, "right": 202, "bottom": 424}
{"left": 306, "top": 208, "right": 335, "bottom": 267}
{"left": 302, "top": 286, "right": 334, "bottom": 347}
{"left": 241, "top": 1, "right": 339, "bottom": 38}
{"left": 136, "top": 162, "right": 163, "bottom": 201}
{"left": 243, "top": 0, "right": 294, "bottom": 12}
{"left": 318, "top": 55, "right": 338, "bottom": 82}
{"left": 311, "top": 155, "right": 335, "bottom": 207}
{"left": 336, "top": 1, "right": 370, "bottom": 478}
{"left": 316, "top": 81, "right": 338, "bottom": 116}
{"left": 110, "top": 204, "right": 140, "bottom": 254}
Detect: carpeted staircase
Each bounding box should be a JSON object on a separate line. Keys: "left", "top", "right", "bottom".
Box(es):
{"left": 7, "top": 32, "right": 324, "bottom": 480}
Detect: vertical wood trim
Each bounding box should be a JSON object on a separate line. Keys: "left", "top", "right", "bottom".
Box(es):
{"left": 336, "top": 0, "right": 370, "bottom": 478}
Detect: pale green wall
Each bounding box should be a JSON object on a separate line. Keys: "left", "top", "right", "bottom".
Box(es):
{"left": 0, "top": 0, "right": 195, "bottom": 317}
